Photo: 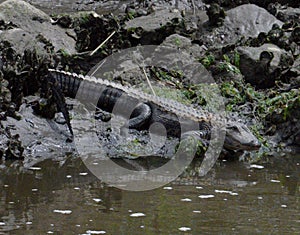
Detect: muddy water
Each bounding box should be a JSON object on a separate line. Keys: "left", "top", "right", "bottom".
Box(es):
{"left": 0, "top": 155, "right": 299, "bottom": 234}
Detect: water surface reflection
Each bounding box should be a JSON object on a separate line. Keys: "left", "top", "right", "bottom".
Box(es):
{"left": 0, "top": 156, "right": 299, "bottom": 234}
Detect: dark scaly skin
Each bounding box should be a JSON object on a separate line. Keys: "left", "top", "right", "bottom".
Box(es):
{"left": 48, "top": 69, "right": 261, "bottom": 151}
{"left": 47, "top": 71, "right": 73, "bottom": 136}
{"left": 49, "top": 70, "right": 207, "bottom": 138}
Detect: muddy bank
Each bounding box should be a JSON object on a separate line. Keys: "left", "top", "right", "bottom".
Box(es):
{"left": 0, "top": 0, "right": 299, "bottom": 165}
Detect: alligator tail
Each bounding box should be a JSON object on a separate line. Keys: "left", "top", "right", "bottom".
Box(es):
{"left": 48, "top": 71, "right": 74, "bottom": 136}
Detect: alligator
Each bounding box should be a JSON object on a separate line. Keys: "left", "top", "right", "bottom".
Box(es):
{"left": 48, "top": 69, "right": 261, "bottom": 151}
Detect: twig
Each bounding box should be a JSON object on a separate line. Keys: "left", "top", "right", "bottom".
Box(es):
{"left": 89, "top": 31, "right": 116, "bottom": 56}
{"left": 90, "top": 59, "right": 106, "bottom": 77}
{"left": 142, "top": 67, "right": 156, "bottom": 96}
{"left": 191, "top": 0, "right": 196, "bottom": 15}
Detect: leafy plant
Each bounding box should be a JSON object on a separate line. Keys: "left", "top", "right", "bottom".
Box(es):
{"left": 200, "top": 54, "right": 215, "bottom": 68}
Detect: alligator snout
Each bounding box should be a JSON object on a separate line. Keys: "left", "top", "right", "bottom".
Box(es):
{"left": 224, "top": 123, "right": 262, "bottom": 151}
{"left": 248, "top": 139, "right": 261, "bottom": 149}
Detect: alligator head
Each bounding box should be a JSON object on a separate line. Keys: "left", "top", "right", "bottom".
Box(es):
{"left": 224, "top": 122, "right": 261, "bottom": 151}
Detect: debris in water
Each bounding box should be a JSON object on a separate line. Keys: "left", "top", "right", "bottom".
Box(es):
{"left": 178, "top": 227, "right": 191, "bottom": 231}
{"left": 130, "top": 213, "right": 145, "bottom": 217}
{"left": 53, "top": 210, "right": 72, "bottom": 214}
{"left": 198, "top": 195, "right": 215, "bottom": 199}
{"left": 270, "top": 179, "right": 280, "bottom": 183}
{"left": 250, "top": 164, "right": 264, "bottom": 169}
{"left": 215, "top": 190, "right": 238, "bottom": 196}
{"left": 85, "top": 230, "right": 106, "bottom": 234}
{"left": 181, "top": 198, "right": 192, "bottom": 202}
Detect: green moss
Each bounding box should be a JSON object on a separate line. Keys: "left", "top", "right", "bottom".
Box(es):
{"left": 199, "top": 54, "right": 215, "bottom": 68}
{"left": 233, "top": 51, "right": 240, "bottom": 68}
{"left": 221, "top": 79, "right": 300, "bottom": 123}
{"left": 250, "top": 124, "right": 269, "bottom": 148}
{"left": 174, "top": 38, "right": 182, "bottom": 46}
{"left": 217, "top": 61, "right": 241, "bottom": 74}
{"left": 58, "top": 48, "right": 70, "bottom": 58}
{"left": 221, "top": 81, "right": 245, "bottom": 108}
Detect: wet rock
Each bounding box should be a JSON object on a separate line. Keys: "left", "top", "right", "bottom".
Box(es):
{"left": 198, "top": 4, "right": 283, "bottom": 47}
{"left": 2, "top": 102, "right": 75, "bottom": 160}
{"left": 291, "top": 26, "right": 300, "bottom": 45}
{"left": 125, "top": 9, "right": 185, "bottom": 44}
{"left": 237, "top": 43, "right": 293, "bottom": 88}
{"left": 0, "top": 126, "right": 24, "bottom": 160}
{"left": 0, "top": 0, "right": 76, "bottom": 54}
{"left": 223, "top": 4, "right": 283, "bottom": 39}
{"left": 203, "top": 0, "right": 299, "bottom": 9}
{"left": 268, "top": 3, "right": 300, "bottom": 23}
{"left": 290, "top": 57, "right": 300, "bottom": 76}
{"left": 161, "top": 34, "right": 207, "bottom": 59}
{"left": 0, "top": 28, "right": 50, "bottom": 57}
{"left": 206, "top": 3, "right": 226, "bottom": 27}
{"left": 184, "top": 9, "right": 208, "bottom": 34}
{"left": 125, "top": 0, "right": 205, "bottom": 13}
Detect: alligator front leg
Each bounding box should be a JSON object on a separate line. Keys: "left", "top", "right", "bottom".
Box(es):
{"left": 181, "top": 121, "right": 212, "bottom": 149}
{"left": 181, "top": 130, "right": 210, "bottom": 149}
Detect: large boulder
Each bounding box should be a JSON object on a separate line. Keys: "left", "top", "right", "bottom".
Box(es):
{"left": 237, "top": 43, "right": 293, "bottom": 88}
{"left": 125, "top": 9, "right": 185, "bottom": 44}
{"left": 0, "top": 0, "right": 76, "bottom": 55}
{"left": 161, "top": 34, "right": 206, "bottom": 60}
{"left": 199, "top": 4, "right": 283, "bottom": 47}
{"left": 268, "top": 3, "right": 300, "bottom": 23}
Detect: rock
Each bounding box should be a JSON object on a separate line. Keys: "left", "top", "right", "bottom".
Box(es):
{"left": 0, "top": 126, "right": 24, "bottom": 160}
{"left": 161, "top": 34, "right": 207, "bottom": 59}
{"left": 268, "top": 3, "right": 300, "bottom": 23}
{"left": 203, "top": 0, "right": 299, "bottom": 9}
{"left": 237, "top": 43, "right": 293, "bottom": 88}
{"left": 224, "top": 4, "right": 283, "bottom": 38}
{"left": 290, "top": 57, "right": 300, "bottom": 75}
{"left": 2, "top": 101, "right": 75, "bottom": 160}
{"left": 206, "top": 3, "right": 226, "bottom": 27}
{"left": 0, "top": 0, "right": 76, "bottom": 54}
{"left": 0, "top": 28, "right": 49, "bottom": 56}
{"left": 198, "top": 4, "right": 283, "bottom": 47}
{"left": 125, "top": 9, "right": 185, "bottom": 44}
{"left": 125, "top": 0, "right": 205, "bottom": 13}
